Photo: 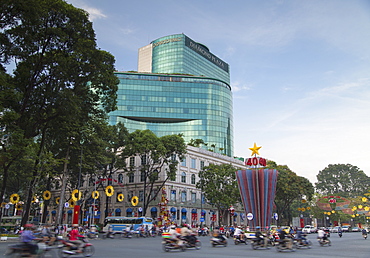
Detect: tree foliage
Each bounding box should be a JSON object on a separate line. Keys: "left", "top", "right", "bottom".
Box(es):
{"left": 121, "top": 130, "right": 187, "bottom": 215}
{"left": 266, "top": 161, "right": 314, "bottom": 226}
{"left": 196, "top": 163, "right": 240, "bottom": 225}
{"left": 315, "top": 164, "right": 370, "bottom": 198}
{"left": 0, "top": 0, "right": 118, "bottom": 224}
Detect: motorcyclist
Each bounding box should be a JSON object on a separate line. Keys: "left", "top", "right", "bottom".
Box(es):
{"left": 168, "top": 225, "right": 181, "bottom": 246}
{"left": 180, "top": 224, "right": 191, "bottom": 244}
{"left": 213, "top": 226, "right": 225, "bottom": 242}
{"left": 41, "top": 224, "right": 55, "bottom": 245}
{"left": 362, "top": 228, "right": 367, "bottom": 237}
{"left": 69, "top": 224, "right": 85, "bottom": 253}
{"left": 20, "top": 224, "right": 40, "bottom": 258}
{"left": 295, "top": 228, "right": 308, "bottom": 245}
{"left": 317, "top": 227, "right": 327, "bottom": 242}
{"left": 254, "top": 226, "right": 265, "bottom": 246}
{"left": 234, "top": 226, "right": 245, "bottom": 242}
{"left": 278, "top": 228, "right": 293, "bottom": 248}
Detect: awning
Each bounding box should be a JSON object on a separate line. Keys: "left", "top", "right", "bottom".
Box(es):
{"left": 115, "top": 208, "right": 121, "bottom": 213}
{"left": 51, "top": 210, "right": 56, "bottom": 214}
{"left": 170, "top": 207, "right": 176, "bottom": 213}
{"left": 126, "top": 208, "right": 133, "bottom": 213}
{"left": 151, "top": 207, "right": 157, "bottom": 212}
{"left": 181, "top": 208, "right": 187, "bottom": 213}
{"left": 67, "top": 210, "right": 73, "bottom": 214}
{"left": 191, "top": 209, "right": 197, "bottom": 214}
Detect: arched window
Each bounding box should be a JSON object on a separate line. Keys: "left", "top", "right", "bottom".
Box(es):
{"left": 191, "top": 174, "right": 196, "bottom": 184}
{"left": 118, "top": 174, "right": 123, "bottom": 183}
{"left": 181, "top": 172, "right": 186, "bottom": 183}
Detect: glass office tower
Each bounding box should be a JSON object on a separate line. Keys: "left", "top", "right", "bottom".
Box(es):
{"left": 109, "top": 34, "right": 233, "bottom": 156}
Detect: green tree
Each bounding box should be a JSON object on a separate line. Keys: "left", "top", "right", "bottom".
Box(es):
{"left": 0, "top": 0, "right": 118, "bottom": 225}
{"left": 122, "top": 130, "right": 187, "bottom": 216}
{"left": 196, "top": 163, "right": 240, "bottom": 226}
{"left": 315, "top": 164, "right": 370, "bottom": 198}
{"left": 266, "top": 161, "right": 314, "bottom": 226}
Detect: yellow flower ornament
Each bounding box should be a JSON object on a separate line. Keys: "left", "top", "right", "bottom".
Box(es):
{"left": 92, "top": 191, "right": 99, "bottom": 199}
{"left": 10, "top": 194, "right": 20, "bottom": 204}
{"left": 105, "top": 186, "right": 114, "bottom": 197}
{"left": 117, "top": 193, "right": 124, "bottom": 202}
{"left": 131, "top": 196, "right": 139, "bottom": 206}
{"left": 71, "top": 189, "right": 82, "bottom": 201}
{"left": 43, "top": 190, "right": 51, "bottom": 200}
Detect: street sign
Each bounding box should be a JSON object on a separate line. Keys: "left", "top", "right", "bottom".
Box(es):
{"left": 247, "top": 212, "right": 253, "bottom": 220}
{"left": 200, "top": 218, "right": 205, "bottom": 222}
{"left": 274, "top": 213, "right": 278, "bottom": 220}
{"left": 64, "top": 202, "right": 69, "bottom": 208}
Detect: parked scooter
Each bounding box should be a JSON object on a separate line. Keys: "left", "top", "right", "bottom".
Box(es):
{"left": 210, "top": 234, "right": 228, "bottom": 247}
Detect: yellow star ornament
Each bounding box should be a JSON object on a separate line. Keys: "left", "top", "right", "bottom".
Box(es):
{"left": 249, "top": 143, "right": 262, "bottom": 156}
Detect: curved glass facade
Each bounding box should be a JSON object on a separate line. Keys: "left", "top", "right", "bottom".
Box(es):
{"left": 110, "top": 34, "right": 233, "bottom": 156}
{"left": 143, "top": 34, "right": 230, "bottom": 84}
{"left": 109, "top": 72, "right": 233, "bottom": 157}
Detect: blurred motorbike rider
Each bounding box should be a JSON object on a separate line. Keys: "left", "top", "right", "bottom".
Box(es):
{"left": 20, "top": 224, "right": 40, "bottom": 258}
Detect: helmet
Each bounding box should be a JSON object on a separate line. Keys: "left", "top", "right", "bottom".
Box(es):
{"left": 170, "top": 225, "right": 176, "bottom": 229}
{"left": 72, "top": 224, "right": 79, "bottom": 228}
{"left": 24, "top": 224, "right": 34, "bottom": 229}
{"left": 256, "top": 226, "right": 260, "bottom": 229}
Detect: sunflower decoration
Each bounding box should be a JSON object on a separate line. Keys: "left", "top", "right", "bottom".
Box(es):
{"left": 43, "top": 190, "right": 51, "bottom": 200}
{"left": 71, "top": 189, "right": 82, "bottom": 202}
{"left": 117, "top": 193, "right": 124, "bottom": 202}
{"left": 15, "top": 203, "right": 22, "bottom": 209}
{"left": 69, "top": 199, "right": 75, "bottom": 208}
{"left": 10, "top": 194, "right": 20, "bottom": 204}
{"left": 55, "top": 197, "right": 60, "bottom": 204}
{"left": 92, "top": 191, "right": 99, "bottom": 200}
{"left": 105, "top": 186, "right": 114, "bottom": 197}
{"left": 131, "top": 196, "right": 139, "bottom": 206}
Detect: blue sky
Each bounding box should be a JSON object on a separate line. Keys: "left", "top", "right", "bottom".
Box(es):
{"left": 67, "top": 0, "right": 370, "bottom": 183}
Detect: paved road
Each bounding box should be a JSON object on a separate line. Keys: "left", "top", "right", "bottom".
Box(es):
{"left": 0, "top": 232, "right": 368, "bottom": 258}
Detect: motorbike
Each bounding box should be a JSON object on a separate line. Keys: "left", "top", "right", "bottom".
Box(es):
{"left": 210, "top": 234, "right": 228, "bottom": 247}
{"left": 363, "top": 233, "right": 367, "bottom": 240}
{"left": 5, "top": 241, "right": 58, "bottom": 257}
{"left": 293, "top": 238, "right": 312, "bottom": 249}
{"left": 338, "top": 231, "right": 343, "bottom": 238}
{"left": 233, "top": 234, "right": 248, "bottom": 245}
{"left": 120, "top": 230, "right": 133, "bottom": 239}
{"left": 180, "top": 234, "right": 202, "bottom": 250}
{"left": 318, "top": 237, "right": 331, "bottom": 246}
{"left": 102, "top": 232, "right": 116, "bottom": 239}
{"left": 162, "top": 238, "right": 186, "bottom": 252}
{"left": 250, "top": 237, "right": 271, "bottom": 250}
{"left": 59, "top": 237, "right": 95, "bottom": 257}
{"left": 276, "top": 239, "right": 295, "bottom": 252}
{"left": 198, "top": 228, "right": 209, "bottom": 236}
{"left": 86, "top": 231, "right": 99, "bottom": 239}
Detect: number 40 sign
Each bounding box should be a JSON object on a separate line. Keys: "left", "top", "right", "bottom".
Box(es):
{"left": 245, "top": 157, "right": 267, "bottom": 167}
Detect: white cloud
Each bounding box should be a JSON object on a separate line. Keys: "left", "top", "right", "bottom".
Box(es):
{"left": 232, "top": 81, "right": 253, "bottom": 92}
{"left": 66, "top": 0, "right": 106, "bottom": 21}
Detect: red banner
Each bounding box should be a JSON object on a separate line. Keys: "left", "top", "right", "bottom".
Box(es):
{"left": 73, "top": 205, "right": 80, "bottom": 225}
